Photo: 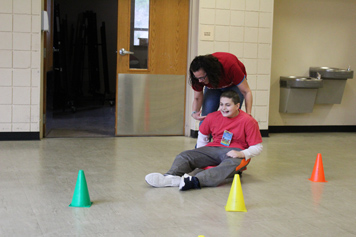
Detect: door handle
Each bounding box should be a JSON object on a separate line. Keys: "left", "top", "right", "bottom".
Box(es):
{"left": 119, "top": 48, "right": 134, "bottom": 56}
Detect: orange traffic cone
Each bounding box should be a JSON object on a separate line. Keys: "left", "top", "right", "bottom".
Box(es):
{"left": 235, "top": 159, "right": 250, "bottom": 171}
{"left": 309, "top": 153, "right": 327, "bottom": 182}
{"left": 225, "top": 174, "right": 247, "bottom": 212}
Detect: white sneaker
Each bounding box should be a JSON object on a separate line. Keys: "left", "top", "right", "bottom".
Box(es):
{"left": 145, "top": 173, "right": 181, "bottom": 188}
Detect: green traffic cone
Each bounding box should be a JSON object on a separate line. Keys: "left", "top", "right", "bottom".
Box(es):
{"left": 69, "top": 170, "right": 92, "bottom": 208}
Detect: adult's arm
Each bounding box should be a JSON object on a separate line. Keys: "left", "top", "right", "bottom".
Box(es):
{"left": 191, "top": 90, "right": 206, "bottom": 121}
{"left": 237, "top": 80, "right": 253, "bottom": 115}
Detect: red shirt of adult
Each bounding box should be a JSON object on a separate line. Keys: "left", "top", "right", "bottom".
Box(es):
{"left": 192, "top": 52, "right": 247, "bottom": 92}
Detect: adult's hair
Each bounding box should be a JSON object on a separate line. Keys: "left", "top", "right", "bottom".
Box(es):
{"left": 221, "top": 90, "right": 240, "bottom": 105}
{"left": 189, "top": 54, "right": 223, "bottom": 89}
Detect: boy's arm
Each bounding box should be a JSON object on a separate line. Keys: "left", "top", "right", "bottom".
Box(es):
{"left": 241, "top": 143, "right": 263, "bottom": 160}
{"left": 227, "top": 143, "right": 263, "bottom": 160}
{"left": 240, "top": 116, "right": 263, "bottom": 159}
{"left": 196, "top": 131, "right": 210, "bottom": 148}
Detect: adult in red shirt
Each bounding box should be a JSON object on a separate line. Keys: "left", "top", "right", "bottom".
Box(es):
{"left": 189, "top": 52, "right": 253, "bottom": 122}
{"left": 145, "top": 91, "right": 262, "bottom": 191}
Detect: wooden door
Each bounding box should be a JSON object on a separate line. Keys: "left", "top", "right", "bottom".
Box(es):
{"left": 116, "top": 0, "right": 189, "bottom": 136}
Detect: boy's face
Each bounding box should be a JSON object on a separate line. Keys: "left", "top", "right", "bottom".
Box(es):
{"left": 219, "top": 97, "right": 240, "bottom": 118}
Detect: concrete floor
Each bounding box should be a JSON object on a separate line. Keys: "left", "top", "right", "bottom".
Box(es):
{"left": 0, "top": 133, "right": 355, "bottom": 236}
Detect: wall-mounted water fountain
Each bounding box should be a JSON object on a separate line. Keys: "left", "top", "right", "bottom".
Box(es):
{"left": 309, "top": 67, "right": 354, "bottom": 104}
{"left": 279, "top": 76, "right": 323, "bottom": 113}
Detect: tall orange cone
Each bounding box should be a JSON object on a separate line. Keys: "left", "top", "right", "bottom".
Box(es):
{"left": 225, "top": 174, "right": 247, "bottom": 212}
{"left": 309, "top": 153, "right": 327, "bottom": 182}
{"left": 69, "top": 170, "right": 92, "bottom": 207}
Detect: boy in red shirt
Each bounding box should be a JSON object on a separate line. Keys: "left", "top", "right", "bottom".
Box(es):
{"left": 145, "top": 91, "right": 263, "bottom": 191}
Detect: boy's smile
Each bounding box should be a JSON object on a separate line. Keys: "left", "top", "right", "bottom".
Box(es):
{"left": 219, "top": 97, "right": 240, "bottom": 118}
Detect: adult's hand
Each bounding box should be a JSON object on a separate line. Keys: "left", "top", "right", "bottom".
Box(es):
{"left": 192, "top": 111, "right": 206, "bottom": 121}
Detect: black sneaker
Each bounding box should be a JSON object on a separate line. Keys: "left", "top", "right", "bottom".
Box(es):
{"left": 179, "top": 174, "right": 201, "bottom": 191}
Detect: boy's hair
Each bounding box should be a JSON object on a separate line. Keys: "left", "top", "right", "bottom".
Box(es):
{"left": 221, "top": 90, "right": 240, "bottom": 105}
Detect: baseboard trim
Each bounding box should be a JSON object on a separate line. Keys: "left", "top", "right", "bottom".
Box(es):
{"left": 260, "top": 130, "right": 269, "bottom": 137}
{"left": 0, "top": 132, "right": 40, "bottom": 141}
{"left": 268, "top": 125, "right": 356, "bottom": 133}
{"left": 190, "top": 129, "right": 198, "bottom": 138}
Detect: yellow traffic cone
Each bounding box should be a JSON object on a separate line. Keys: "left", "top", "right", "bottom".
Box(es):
{"left": 225, "top": 174, "right": 247, "bottom": 212}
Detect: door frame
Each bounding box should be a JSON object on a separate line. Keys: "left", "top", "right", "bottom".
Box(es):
{"left": 185, "top": 0, "right": 199, "bottom": 136}
{"left": 42, "top": 0, "right": 54, "bottom": 138}
{"left": 40, "top": 0, "right": 199, "bottom": 138}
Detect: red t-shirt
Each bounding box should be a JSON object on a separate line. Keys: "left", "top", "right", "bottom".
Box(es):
{"left": 193, "top": 52, "right": 247, "bottom": 92}
{"left": 199, "top": 110, "right": 262, "bottom": 150}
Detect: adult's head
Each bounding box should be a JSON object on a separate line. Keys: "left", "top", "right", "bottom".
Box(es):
{"left": 219, "top": 90, "right": 241, "bottom": 118}
{"left": 189, "top": 54, "right": 222, "bottom": 89}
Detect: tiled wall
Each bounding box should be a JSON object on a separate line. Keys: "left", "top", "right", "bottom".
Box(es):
{"left": 0, "top": 0, "right": 42, "bottom": 132}
{"left": 198, "top": 0, "right": 274, "bottom": 130}
{"left": 0, "top": 0, "right": 273, "bottom": 136}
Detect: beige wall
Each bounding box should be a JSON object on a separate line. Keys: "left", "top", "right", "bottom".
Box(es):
{"left": 189, "top": 0, "right": 274, "bottom": 131}
{"left": 270, "top": 0, "right": 356, "bottom": 126}
{"left": 4, "top": 0, "right": 355, "bottom": 137}
{"left": 2, "top": 0, "right": 275, "bottom": 136}
{"left": 0, "top": 0, "right": 42, "bottom": 132}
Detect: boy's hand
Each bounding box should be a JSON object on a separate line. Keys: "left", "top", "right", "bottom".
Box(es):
{"left": 226, "top": 150, "right": 245, "bottom": 159}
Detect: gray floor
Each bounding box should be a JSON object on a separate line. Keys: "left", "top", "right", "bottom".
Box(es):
{"left": 1, "top": 133, "right": 355, "bottom": 236}
{"left": 46, "top": 104, "right": 115, "bottom": 138}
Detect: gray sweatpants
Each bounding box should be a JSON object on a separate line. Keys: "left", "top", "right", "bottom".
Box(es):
{"left": 165, "top": 146, "right": 249, "bottom": 187}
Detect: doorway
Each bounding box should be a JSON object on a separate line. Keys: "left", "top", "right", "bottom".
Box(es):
{"left": 45, "top": 0, "right": 118, "bottom": 138}
{"left": 43, "top": 0, "right": 190, "bottom": 138}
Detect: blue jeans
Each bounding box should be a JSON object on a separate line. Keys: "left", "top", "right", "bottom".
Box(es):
{"left": 200, "top": 85, "right": 244, "bottom": 126}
